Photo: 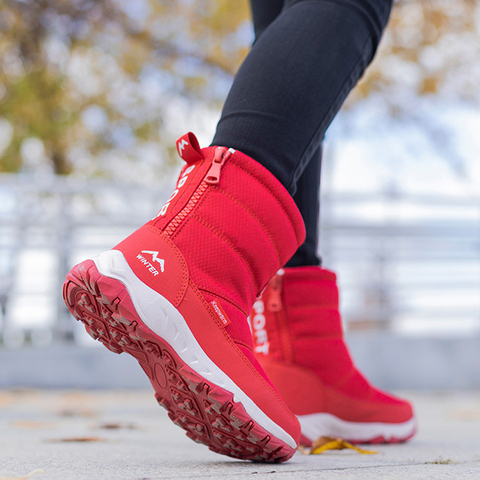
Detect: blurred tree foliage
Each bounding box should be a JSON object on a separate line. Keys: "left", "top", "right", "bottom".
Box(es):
{"left": 346, "top": 0, "right": 480, "bottom": 175}
{"left": 349, "top": 0, "right": 480, "bottom": 106}
{"left": 0, "top": 0, "right": 250, "bottom": 176}
{"left": 0, "top": 0, "right": 478, "bottom": 176}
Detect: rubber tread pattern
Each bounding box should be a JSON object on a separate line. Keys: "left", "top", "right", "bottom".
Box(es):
{"left": 63, "top": 260, "right": 295, "bottom": 463}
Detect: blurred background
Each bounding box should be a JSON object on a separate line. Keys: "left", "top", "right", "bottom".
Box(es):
{"left": 0, "top": 0, "right": 479, "bottom": 390}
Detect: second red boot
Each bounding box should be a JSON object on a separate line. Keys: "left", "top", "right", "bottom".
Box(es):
{"left": 251, "top": 266, "right": 416, "bottom": 445}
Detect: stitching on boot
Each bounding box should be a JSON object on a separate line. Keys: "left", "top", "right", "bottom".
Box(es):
{"left": 210, "top": 186, "right": 282, "bottom": 266}
{"left": 234, "top": 338, "right": 255, "bottom": 354}
{"left": 167, "top": 186, "right": 211, "bottom": 240}
{"left": 227, "top": 162, "right": 302, "bottom": 244}
{"left": 190, "top": 213, "right": 260, "bottom": 293}
{"left": 199, "top": 287, "right": 248, "bottom": 317}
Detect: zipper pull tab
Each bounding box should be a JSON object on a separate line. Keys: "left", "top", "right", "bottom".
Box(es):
{"left": 267, "top": 269, "right": 284, "bottom": 312}
{"left": 205, "top": 147, "right": 234, "bottom": 184}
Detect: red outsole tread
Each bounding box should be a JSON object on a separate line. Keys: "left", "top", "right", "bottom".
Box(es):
{"left": 63, "top": 260, "right": 295, "bottom": 462}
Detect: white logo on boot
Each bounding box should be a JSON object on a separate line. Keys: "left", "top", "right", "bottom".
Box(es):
{"left": 156, "top": 164, "right": 196, "bottom": 218}
{"left": 136, "top": 250, "right": 165, "bottom": 276}
{"left": 141, "top": 251, "right": 165, "bottom": 272}
{"left": 177, "top": 139, "right": 189, "bottom": 157}
{"left": 251, "top": 299, "right": 270, "bottom": 355}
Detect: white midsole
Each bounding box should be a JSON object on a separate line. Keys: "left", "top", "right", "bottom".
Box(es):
{"left": 298, "top": 412, "right": 416, "bottom": 443}
{"left": 93, "top": 249, "right": 296, "bottom": 449}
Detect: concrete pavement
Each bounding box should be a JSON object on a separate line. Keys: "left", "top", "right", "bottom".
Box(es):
{"left": 1, "top": 389, "right": 479, "bottom": 479}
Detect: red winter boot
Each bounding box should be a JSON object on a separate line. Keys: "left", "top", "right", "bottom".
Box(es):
{"left": 63, "top": 133, "right": 305, "bottom": 462}
{"left": 251, "top": 266, "right": 416, "bottom": 445}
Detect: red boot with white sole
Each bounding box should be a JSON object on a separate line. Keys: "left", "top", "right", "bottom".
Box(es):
{"left": 251, "top": 266, "right": 416, "bottom": 446}
{"left": 63, "top": 133, "right": 306, "bottom": 462}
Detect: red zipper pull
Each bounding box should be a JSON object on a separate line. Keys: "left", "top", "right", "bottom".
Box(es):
{"left": 267, "top": 269, "right": 284, "bottom": 312}
{"left": 205, "top": 147, "right": 234, "bottom": 184}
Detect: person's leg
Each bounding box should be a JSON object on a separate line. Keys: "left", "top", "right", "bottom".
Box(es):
{"left": 249, "top": 0, "right": 283, "bottom": 40}
{"left": 243, "top": 0, "right": 415, "bottom": 445}
{"left": 286, "top": 148, "right": 322, "bottom": 267}
{"left": 213, "top": 0, "right": 393, "bottom": 196}
{"left": 249, "top": 0, "right": 322, "bottom": 268}
{"left": 251, "top": 0, "right": 323, "bottom": 267}
{"left": 215, "top": 0, "right": 392, "bottom": 267}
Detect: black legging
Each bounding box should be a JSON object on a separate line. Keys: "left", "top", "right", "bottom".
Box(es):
{"left": 212, "top": 0, "right": 393, "bottom": 266}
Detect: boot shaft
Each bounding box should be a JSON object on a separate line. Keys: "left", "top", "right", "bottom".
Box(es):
{"left": 252, "top": 266, "right": 344, "bottom": 364}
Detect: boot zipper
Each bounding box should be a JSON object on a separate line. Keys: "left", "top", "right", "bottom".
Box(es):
{"left": 267, "top": 269, "right": 294, "bottom": 362}
{"left": 164, "top": 147, "right": 234, "bottom": 236}
{"left": 267, "top": 269, "right": 284, "bottom": 312}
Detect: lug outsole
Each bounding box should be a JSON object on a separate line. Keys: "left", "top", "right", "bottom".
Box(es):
{"left": 63, "top": 260, "right": 295, "bottom": 462}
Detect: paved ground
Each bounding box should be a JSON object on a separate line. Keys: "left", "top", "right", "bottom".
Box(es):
{"left": 1, "top": 389, "right": 479, "bottom": 480}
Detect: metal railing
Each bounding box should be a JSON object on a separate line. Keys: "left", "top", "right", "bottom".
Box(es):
{"left": 320, "top": 191, "right": 480, "bottom": 334}
{"left": 1, "top": 173, "right": 479, "bottom": 348}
